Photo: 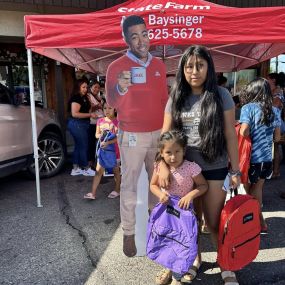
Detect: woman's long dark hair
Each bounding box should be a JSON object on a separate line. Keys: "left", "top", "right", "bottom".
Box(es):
{"left": 239, "top": 78, "right": 273, "bottom": 126}
{"left": 171, "top": 45, "right": 225, "bottom": 162}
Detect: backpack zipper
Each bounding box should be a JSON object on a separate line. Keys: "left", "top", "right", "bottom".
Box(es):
{"left": 152, "top": 229, "right": 190, "bottom": 249}
{"left": 231, "top": 232, "right": 260, "bottom": 258}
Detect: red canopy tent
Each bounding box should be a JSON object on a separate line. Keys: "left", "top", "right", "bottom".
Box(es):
{"left": 25, "top": 0, "right": 285, "bottom": 74}
{"left": 24, "top": 0, "right": 285, "bottom": 206}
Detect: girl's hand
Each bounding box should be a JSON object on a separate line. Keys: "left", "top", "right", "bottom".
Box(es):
{"left": 178, "top": 195, "right": 193, "bottom": 210}
{"left": 100, "top": 141, "right": 108, "bottom": 148}
{"left": 230, "top": 175, "right": 241, "bottom": 189}
{"left": 159, "top": 191, "right": 170, "bottom": 204}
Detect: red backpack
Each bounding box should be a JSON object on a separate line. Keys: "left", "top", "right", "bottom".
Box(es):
{"left": 217, "top": 193, "right": 261, "bottom": 271}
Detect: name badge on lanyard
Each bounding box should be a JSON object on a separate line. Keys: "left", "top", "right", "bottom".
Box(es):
{"left": 128, "top": 133, "right": 137, "bottom": 147}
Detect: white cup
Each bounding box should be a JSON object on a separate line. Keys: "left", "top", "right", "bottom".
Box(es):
{"left": 131, "top": 67, "right": 146, "bottom": 84}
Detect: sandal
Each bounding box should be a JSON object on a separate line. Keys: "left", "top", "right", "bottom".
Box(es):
{"left": 181, "top": 260, "right": 201, "bottom": 283}
{"left": 261, "top": 224, "right": 268, "bottom": 234}
{"left": 201, "top": 224, "right": 210, "bottom": 234}
{"left": 155, "top": 268, "right": 172, "bottom": 285}
{"left": 83, "top": 193, "right": 96, "bottom": 200}
{"left": 170, "top": 278, "right": 182, "bottom": 285}
{"left": 221, "top": 271, "right": 239, "bottom": 285}
{"left": 108, "top": 190, "right": 120, "bottom": 199}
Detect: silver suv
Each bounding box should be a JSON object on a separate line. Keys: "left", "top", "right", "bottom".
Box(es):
{"left": 0, "top": 83, "right": 66, "bottom": 178}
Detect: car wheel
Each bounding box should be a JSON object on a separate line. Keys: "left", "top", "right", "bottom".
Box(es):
{"left": 27, "top": 132, "right": 66, "bottom": 178}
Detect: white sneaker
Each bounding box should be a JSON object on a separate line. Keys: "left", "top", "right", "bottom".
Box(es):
{"left": 70, "top": 168, "right": 83, "bottom": 176}
{"left": 82, "top": 168, "right": 96, "bottom": 176}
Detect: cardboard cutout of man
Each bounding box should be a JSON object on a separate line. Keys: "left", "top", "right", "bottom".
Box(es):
{"left": 105, "top": 15, "right": 168, "bottom": 257}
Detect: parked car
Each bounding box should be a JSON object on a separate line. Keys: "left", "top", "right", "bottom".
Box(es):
{"left": 0, "top": 83, "right": 66, "bottom": 178}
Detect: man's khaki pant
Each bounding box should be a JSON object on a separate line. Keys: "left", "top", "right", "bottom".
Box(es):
{"left": 118, "top": 130, "right": 160, "bottom": 235}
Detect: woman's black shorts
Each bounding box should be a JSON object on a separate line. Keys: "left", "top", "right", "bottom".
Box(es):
{"left": 202, "top": 167, "right": 228, "bottom": 180}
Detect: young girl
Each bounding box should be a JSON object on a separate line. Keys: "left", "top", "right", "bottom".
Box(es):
{"left": 84, "top": 101, "right": 121, "bottom": 200}
{"left": 239, "top": 78, "right": 281, "bottom": 232}
{"left": 150, "top": 130, "right": 208, "bottom": 285}
{"left": 157, "top": 45, "right": 240, "bottom": 285}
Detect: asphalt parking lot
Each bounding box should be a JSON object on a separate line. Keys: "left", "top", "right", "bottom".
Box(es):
{"left": 0, "top": 164, "right": 285, "bottom": 285}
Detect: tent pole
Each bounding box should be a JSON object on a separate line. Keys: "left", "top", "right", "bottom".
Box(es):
{"left": 27, "top": 48, "right": 43, "bottom": 208}
{"left": 233, "top": 71, "right": 237, "bottom": 97}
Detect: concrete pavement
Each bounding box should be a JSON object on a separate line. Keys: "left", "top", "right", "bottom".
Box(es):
{"left": 0, "top": 165, "right": 284, "bottom": 285}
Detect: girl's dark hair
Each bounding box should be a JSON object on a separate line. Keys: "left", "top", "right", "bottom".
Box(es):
{"left": 71, "top": 78, "right": 87, "bottom": 96}
{"left": 102, "top": 99, "right": 117, "bottom": 117}
{"left": 171, "top": 45, "right": 225, "bottom": 162}
{"left": 240, "top": 78, "right": 273, "bottom": 126}
{"left": 155, "top": 130, "right": 187, "bottom": 162}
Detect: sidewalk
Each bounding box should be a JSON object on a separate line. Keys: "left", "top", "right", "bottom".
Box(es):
{"left": 0, "top": 164, "right": 284, "bottom": 285}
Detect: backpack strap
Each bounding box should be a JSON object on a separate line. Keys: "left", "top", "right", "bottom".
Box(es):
{"left": 230, "top": 187, "right": 238, "bottom": 198}
{"left": 96, "top": 130, "right": 111, "bottom": 155}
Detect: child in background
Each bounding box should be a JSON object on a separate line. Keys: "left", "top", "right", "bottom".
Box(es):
{"left": 84, "top": 101, "right": 121, "bottom": 200}
{"left": 239, "top": 78, "right": 281, "bottom": 233}
{"left": 150, "top": 130, "right": 208, "bottom": 285}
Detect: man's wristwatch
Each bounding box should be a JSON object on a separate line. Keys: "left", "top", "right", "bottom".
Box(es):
{"left": 230, "top": 170, "right": 242, "bottom": 177}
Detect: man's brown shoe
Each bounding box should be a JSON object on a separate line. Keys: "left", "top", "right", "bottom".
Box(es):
{"left": 123, "top": 234, "right": 137, "bottom": 257}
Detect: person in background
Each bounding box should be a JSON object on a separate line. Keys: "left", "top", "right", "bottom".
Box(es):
{"left": 239, "top": 78, "right": 281, "bottom": 233}
{"left": 67, "top": 79, "right": 97, "bottom": 176}
{"left": 88, "top": 81, "right": 104, "bottom": 169}
{"left": 232, "top": 95, "right": 241, "bottom": 121}
{"left": 105, "top": 15, "right": 168, "bottom": 257}
{"left": 150, "top": 130, "right": 208, "bottom": 285}
{"left": 84, "top": 101, "right": 120, "bottom": 200}
{"left": 267, "top": 73, "right": 284, "bottom": 178}
{"left": 217, "top": 75, "right": 228, "bottom": 87}
{"left": 158, "top": 45, "right": 240, "bottom": 285}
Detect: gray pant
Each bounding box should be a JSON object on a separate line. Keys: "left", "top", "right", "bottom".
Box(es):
{"left": 118, "top": 129, "right": 160, "bottom": 235}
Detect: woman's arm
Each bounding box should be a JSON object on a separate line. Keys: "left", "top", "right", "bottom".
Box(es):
{"left": 240, "top": 122, "right": 250, "bottom": 137}
{"left": 224, "top": 108, "right": 241, "bottom": 188}
{"left": 274, "top": 127, "right": 281, "bottom": 142}
{"left": 150, "top": 171, "right": 169, "bottom": 204}
{"left": 161, "top": 113, "right": 173, "bottom": 133}
{"left": 157, "top": 113, "right": 173, "bottom": 188}
{"left": 71, "top": 102, "right": 96, "bottom": 119}
{"left": 178, "top": 173, "right": 208, "bottom": 209}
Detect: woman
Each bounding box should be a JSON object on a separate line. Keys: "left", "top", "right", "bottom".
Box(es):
{"left": 87, "top": 81, "right": 104, "bottom": 169}
{"left": 239, "top": 78, "right": 281, "bottom": 232}
{"left": 267, "top": 73, "right": 284, "bottom": 178}
{"left": 67, "top": 78, "right": 97, "bottom": 176}
{"left": 157, "top": 45, "right": 240, "bottom": 285}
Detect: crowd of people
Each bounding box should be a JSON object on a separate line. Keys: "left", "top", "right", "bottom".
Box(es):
{"left": 66, "top": 14, "right": 284, "bottom": 285}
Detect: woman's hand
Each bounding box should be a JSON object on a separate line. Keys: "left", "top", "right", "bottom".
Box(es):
{"left": 230, "top": 175, "right": 241, "bottom": 189}
{"left": 158, "top": 161, "right": 171, "bottom": 188}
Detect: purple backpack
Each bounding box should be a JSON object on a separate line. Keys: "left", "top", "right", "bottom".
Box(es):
{"left": 146, "top": 195, "right": 198, "bottom": 274}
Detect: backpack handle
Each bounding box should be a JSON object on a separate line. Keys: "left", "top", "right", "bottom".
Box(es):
{"left": 230, "top": 187, "right": 238, "bottom": 198}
